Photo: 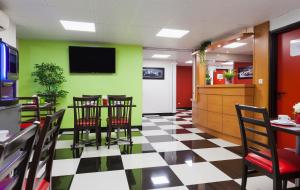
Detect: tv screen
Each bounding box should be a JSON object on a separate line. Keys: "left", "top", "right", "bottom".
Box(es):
{"left": 69, "top": 46, "right": 115, "bottom": 73}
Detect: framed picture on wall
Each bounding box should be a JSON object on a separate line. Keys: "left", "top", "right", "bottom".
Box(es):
{"left": 143, "top": 67, "right": 165, "bottom": 80}
{"left": 238, "top": 66, "right": 253, "bottom": 79}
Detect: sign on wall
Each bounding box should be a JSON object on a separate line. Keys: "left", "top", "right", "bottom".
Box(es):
{"left": 238, "top": 66, "right": 253, "bottom": 79}
{"left": 143, "top": 67, "right": 165, "bottom": 80}
{"left": 290, "top": 39, "right": 300, "bottom": 57}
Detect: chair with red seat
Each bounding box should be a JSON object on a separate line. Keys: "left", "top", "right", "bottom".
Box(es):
{"left": 0, "top": 124, "right": 38, "bottom": 190}
{"left": 72, "top": 97, "right": 101, "bottom": 149}
{"left": 236, "top": 104, "right": 300, "bottom": 190}
{"left": 19, "top": 97, "right": 41, "bottom": 130}
{"left": 107, "top": 96, "right": 133, "bottom": 149}
{"left": 25, "top": 109, "right": 65, "bottom": 190}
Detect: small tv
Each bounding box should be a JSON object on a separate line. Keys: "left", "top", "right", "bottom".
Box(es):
{"left": 69, "top": 46, "right": 115, "bottom": 73}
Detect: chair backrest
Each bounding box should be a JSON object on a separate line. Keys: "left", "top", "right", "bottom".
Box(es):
{"left": 19, "top": 97, "right": 40, "bottom": 123}
{"left": 107, "top": 95, "right": 125, "bottom": 101}
{"left": 235, "top": 104, "right": 279, "bottom": 174}
{"left": 0, "top": 124, "right": 38, "bottom": 190}
{"left": 82, "top": 95, "right": 102, "bottom": 99}
{"left": 108, "top": 97, "right": 133, "bottom": 126}
{"left": 25, "top": 109, "right": 65, "bottom": 190}
{"left": 73, "top": 97, "right": 100, "bottom": 128}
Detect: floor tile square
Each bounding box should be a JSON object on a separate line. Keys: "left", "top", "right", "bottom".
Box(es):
{"left": 154, "top": 122, "right": 176, "bottom": 125}
{"left": 159, "top": 150, "right": 205, "bottom": 165}
{"left": 126, "top": 166, "right": 183, "bottom": 189}
{"left": 167, "top": 118, "right": 186, "bottom": 121}
{"left": 171, "top": 134, "right": 204, "bottom": 141}
{"left": 121, "top": 152, "right": 167, "bottom": 169}
{"left": 165, "top": 129, "right": 192, "bottom": 134}
{"left": 80, "top": 145, "right": 121, "bottom": 158}
{"left": 150, "top": 118, "right": 171, "bottom": 122}
{"left": 193, "top": 147, "right": 241, "bottom": 161}
{"left": 149, "top": 186, "right": 188, "bottom": 190}
{"left": 181, "top": 140, "right": 219, "bottom": 149}
{"left": 142, "top": 126, "right": 162, "bottom": 130}
{"left": 70, "top": 170, "right": 129, "bottom": 190}
{"left": 56, "top": 140, "right": 73, "bottom": 149}
{"left": 131, "top": 136, "right": 149, "bottom": 144}
{"left": 76, "top": 156, "right": 123, "bottom": 174}
{"left": 151, "top": 141, "right": 190, "bottom": 152}
{"left": 186, "top": 180, "right": 240, "bottom": 190}
{"left": 158, "top": 125, "right": 183, "bottom": 130}
{"left": 196, "top": 133, "right": 216, "bottom": 139}
{"left": 54, "top": 148, "right": 83, "bottom": 160}
{"left": 208, "top": 139, "right": 239, "bottom": 147}
{"left": 52, "top": 159, "right": 80, "bottom": 177}
{"left": 235, "top": 176, "right": 276, "bottom": 190}
{"left": 173, "top": 121, "right": 192, "bottom": 125}
{"left": 170, "top": 162, "right": 231, "bottom": 185}
{"left": 119, "top": 144, "right": 156, "bottom": 154}
{"left": 141, "top": 130, "right": 169, "bottom": 136}
{"left": 185, "top": 128, "right": 203, "bottom": 133}
{"left": 146, "top": 135, "right": 177, "bottom": 143}
{"left": 142, "top": 122, "right": 157, "bottom": 127}
{"left": 52, "top": 175, "right": 74, "bottom": 190}
{"left": 178, "top": 124, "right": 194, "bottom": 128}
{"left": 224, "top": 146, "right": 243, "bottom": 156}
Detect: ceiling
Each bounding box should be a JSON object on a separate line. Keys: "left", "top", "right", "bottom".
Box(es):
{"left": 209, "top": 37, "right": 254, "bottom": 55}
{"left": 2, "top": 0, "right": 300, "bottom": 51}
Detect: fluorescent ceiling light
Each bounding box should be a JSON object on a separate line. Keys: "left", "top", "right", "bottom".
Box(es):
{"left": 152, "top": 54, "right": 171, "bottom": 59}
{"left": 151, "top": 176, "right": 170, "bottom": 185}
{"left": 156, "top": 28, "right": 189, "bottom": 38}
{"left": 60, "top": 20, "right": 95, "bottom": 32}
{"left": 223, "top": 42, "right": 246, "bottom": 49}
{"left": 222, "top": 61, "right": 234, "bottom": 65}
{"left": 185, "top": 60, "right": 193, "bottom": 64}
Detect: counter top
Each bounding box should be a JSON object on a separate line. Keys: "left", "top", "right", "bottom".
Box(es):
{"left": 197, "top": 84, "right": 255, "bottom": 88}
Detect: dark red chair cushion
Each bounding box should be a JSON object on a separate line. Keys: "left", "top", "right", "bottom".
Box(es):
{"left": 0, "top": 177, "right": 13, "bottom": 189}
{"left": 245, "top": 149, "right": 300, "bottom": 174}
{"left": 76, "top": 119, "right": 97, "bottom": 126}
{"left": 112, "top": 119, "right": 128, "bottom": 125}
{"left": 20, "top": 118, "right": 45, "bottom": 129}
{"left": 36, "top": 179, "right": 50, "bottom": 190}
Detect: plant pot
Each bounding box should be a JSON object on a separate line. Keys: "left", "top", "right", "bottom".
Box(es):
{"left": 295, "top": 113, "right": 300, "bottom": 124}
{"left": 225, "top": 78, "right": 233, "bottom": 84}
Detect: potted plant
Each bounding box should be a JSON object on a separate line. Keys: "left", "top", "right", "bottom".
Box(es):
{"left": 223, "top": 70, "right": 235, "bottom": 84}
{"left": 198, "top": 41, "right": 211, "bottom": 64}
{"left": 293, "top": 103, "right": 300, "bottom": 124}
{"left": 31, "top": 63, "right": 68, "bottom": 104}
{"left": 205, "top": 74, "right": 211, "bottom": 85}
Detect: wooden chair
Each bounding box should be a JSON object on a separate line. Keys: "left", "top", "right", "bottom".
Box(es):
{"left": 25, "top": 109, "right": 65, "bottom": 190}
{"left": 0, "top": 124, "right": 38, "bottom": 190}
{"left": 107, "top": 97, "right": 133, "bottom": 149}
{"left": 19, "top": 97, "right": 41, "bottom": 130}
{"left": 72, "top": 97, "right": 101, "bottom": 149}
{"left": 37, "top": 94, "right": 56, "bottom": 114}
{"left": 236, "top": 104, "right": 300, "bottom": 190}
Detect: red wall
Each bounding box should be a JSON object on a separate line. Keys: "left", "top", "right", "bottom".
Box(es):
{"left": 233, "top": 62, "right": 253, "bottom": 84}
{"left": 276, "top": 27, "right": 300, "bottom": 148}
{"left": 176, "top": 66, "right": 192, "bottom": 108}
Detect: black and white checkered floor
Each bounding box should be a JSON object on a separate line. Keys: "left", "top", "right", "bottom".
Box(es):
{"left": 52, "top": 109, "right": 293, "bottom": 190}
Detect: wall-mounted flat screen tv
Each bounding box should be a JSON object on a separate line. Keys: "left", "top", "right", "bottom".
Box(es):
{"left": 69, "top": 46, "right": 115, "bottom": 73}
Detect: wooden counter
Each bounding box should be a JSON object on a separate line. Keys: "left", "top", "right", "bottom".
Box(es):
{"left": 192, "top": 84, "right": 255, "bottom": 144}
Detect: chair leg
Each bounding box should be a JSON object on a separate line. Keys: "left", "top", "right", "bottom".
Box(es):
{"left": 241, "top": 164, "right": 248, "bottom": 190}
{"left": 273, "top": 178, "right": 282, "bottom": 190}
{"left": 95, "top": 127, "right": 99, "bottom": 150}
{"left": 282, "top": 180, "right": 287, "bottom": 190}
{"left": 128, "top": 125, "right": 132, "bottom": 146}
{"left": 72, "top": 129, "right": 78, "bottom": 149}
{"left": 107, "top": 126, "right": 111, "bottom": 149}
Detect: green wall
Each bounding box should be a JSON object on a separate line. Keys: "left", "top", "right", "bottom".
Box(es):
{"left": 18, "top": 39, "right": 143, "bottom": 128}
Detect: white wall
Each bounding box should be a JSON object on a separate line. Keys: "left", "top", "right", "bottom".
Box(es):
{"left": 143, "top": 60, "right": 177, "bottom": 114}
{"left": 0, "top": 18, "right": 16, "bottom": 47}
{"left": 270, "top": 8, "right": 300, "bottom": 31}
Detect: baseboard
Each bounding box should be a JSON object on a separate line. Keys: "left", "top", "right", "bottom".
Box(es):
{"left": 176, "top": 107, "right": 192, "bottom": 110}
{"left": 59, "top": 125, "right": 142, "bottom": 133}
{"left": 142, "top": 112, "right": 176, "bottom": 116}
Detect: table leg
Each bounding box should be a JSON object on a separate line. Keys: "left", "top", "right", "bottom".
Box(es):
{"left": 296, "top": 136, "right": 300, "bottom": 186}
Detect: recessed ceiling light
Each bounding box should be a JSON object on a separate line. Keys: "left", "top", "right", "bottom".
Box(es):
{"left": 60, "top": 20, "right": 95, "bottom": 32}
{"left": 185, "top": 60, "right": 193, "bottom": 64}
{"left": 223, "top": 42, "right": 247, "bottom": 49}
{"left": 151, "top": 176, "right": 170, "bottom": 185}
{"left": 236, "top": 38, "right": 241, "bottom": 41}
{"left": 217, "top": 44, "right": 222, "bottom": 48}
{"left": 185, "top": 160, "right": 193, "bottom": 166}
{"left": 152, "top": 54, "right": 171, "bottom": 59}
{"left": 156, "top": 28, "right": 189, "bottom": 38}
